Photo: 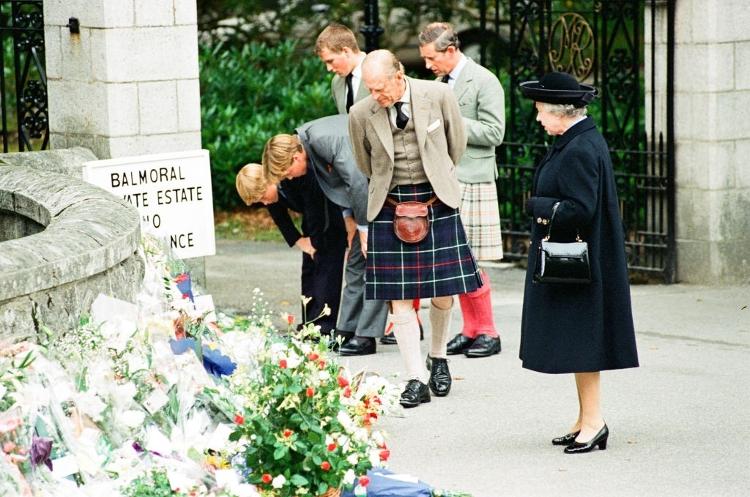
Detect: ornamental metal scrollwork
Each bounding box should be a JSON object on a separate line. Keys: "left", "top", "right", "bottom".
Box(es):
{"left": 548, "top": 13, "right": 595, "bottom": 80}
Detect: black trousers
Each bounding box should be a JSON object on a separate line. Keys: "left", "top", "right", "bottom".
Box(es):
{"left": 300, "top": 245, "right": 345, "bottom": 334}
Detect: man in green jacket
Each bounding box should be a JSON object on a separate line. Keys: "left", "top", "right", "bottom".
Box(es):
{"left": 419, "top": 22, "right": 505, "bottom": 358}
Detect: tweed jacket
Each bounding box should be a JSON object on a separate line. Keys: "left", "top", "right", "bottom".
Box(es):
{"left": 295, "top": 114, "right": 370, "bottom": 226}
{"left": 348, "top": 77, "right": 467, "bottom": 221}
{"left": 450, "top": 57, "right": 505, "bottom": 183}
{"left": 331, "top": 73, "right": 369, "bottom": 114}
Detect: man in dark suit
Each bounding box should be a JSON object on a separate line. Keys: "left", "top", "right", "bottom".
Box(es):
{"left": 315, "top": 23, "right": 369, "bottom": 114}
{"left": 418, "top": 22, "right": 505, "bottom": 358}
{"left": 262, "top": 114, "right": 389, "bottom": 355}
{"left": 235, "top": 163, "right": 346, "bottom": 333}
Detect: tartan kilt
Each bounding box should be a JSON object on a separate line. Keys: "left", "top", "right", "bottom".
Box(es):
{"left": 366, "top": 183, "right": 482, "bottom": 301}
{"left": 459, "top": 181, "right": 504, "bottom": 261}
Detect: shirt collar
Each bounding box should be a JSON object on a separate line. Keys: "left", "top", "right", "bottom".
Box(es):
{"left": 447, "top": 54, "right": 468, "bottom": 83}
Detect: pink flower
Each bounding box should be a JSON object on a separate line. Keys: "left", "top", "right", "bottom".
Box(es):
{"left": 337, "top": 375, "right": 349, "bottom": 388}
{"left": 379, "top": 449, "right": 390, "bottom": 461}
{"left": 359, "top": 476, "right": 370, "bottom": 487}
{"left": 320, "top": 461, "right": 331, "bottom": 471}
{"left": 279, "top": 359, "right": 287, "bottom": 369}
{"left": 234, "top": 414, "right": 245, "bottom": 425}
{"left": 306, "top": 387, "right": 315, "bottom": 397}
{"left": 327, "top": 442, "right": 337, "bottom": 452}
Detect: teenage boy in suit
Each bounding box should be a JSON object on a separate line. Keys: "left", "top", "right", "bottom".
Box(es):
{"left": 315, "top": 23, "right": 369, "bottom": 114}
{"left": 262, "top": 114, "right": 389, "bottom": 355}
{"left": 236, "top": 163, "right": 346, "bottom": 333}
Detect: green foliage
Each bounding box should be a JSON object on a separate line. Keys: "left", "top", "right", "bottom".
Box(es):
{"left": 200, "top": 40, "right": 336, "bottom": 209}
{"left": 122, "top": 468, "right": 173, "bottom": 497}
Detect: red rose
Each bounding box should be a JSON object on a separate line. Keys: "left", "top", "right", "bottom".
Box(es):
{"left": 318, "top": 359, "right": 327, "bottom": 369}
{"left": 379, "top": 449, "right": 390, "bottom": 461}
{"left": 337, "top": 375, "right": 349, "bottom": 388}
{"left": 233, "top": 413, "right": 244, "bottom": 425}
{"left": 283, "top": 429, "right": 293, "bottom": 438}
{"left": 306, "top": 387, "right": 315, "bottom": 397}
{"left": 321, "top": 461, "right": 331, "bottom": 471}
{"left": 287, "top": 314, "right": 295, "bottom": 325}
{"left": 307, "top": 352, "right": 319, "bottom": 361}
{"left": 327, "top": 442, "right": 337, "bottom": 451}
{"left": 279, "top": 359, "right": 287, "bottom": 369}
{"left": 261, "top": 473, "right": 272, "bottom": 484}
{"left": 343, "top": 386, "right": 352, "bottom": 398}
{"left": 359, "top": 476, "right": 370, "bottom": 487}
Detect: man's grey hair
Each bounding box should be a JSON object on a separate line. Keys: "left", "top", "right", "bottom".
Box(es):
{"left": 541, "top": 102, "right": 588, "bottom": 118}
{"left": 362, "top": 49, "right": 402, "bottom": 78}
{"left": 418, "top": 22, "right": 460, "bottom": 51}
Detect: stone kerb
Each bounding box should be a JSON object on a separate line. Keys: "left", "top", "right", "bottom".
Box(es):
{"left": 0, "top": 162, "right": 143, "bottom": 341}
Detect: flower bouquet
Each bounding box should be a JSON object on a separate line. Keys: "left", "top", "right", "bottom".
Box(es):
{"left": 228, "top": 322, "right": 398, "bottom": 497}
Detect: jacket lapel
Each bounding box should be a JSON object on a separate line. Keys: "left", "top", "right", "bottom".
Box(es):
{"left": 369, "top": 102, "right": 394, "bottom": 163}
{"left": 452, "top": 58, "right": 474, "bottom": 103}
{"left": 410, "top": 79, "right": 430, "bottom": 151}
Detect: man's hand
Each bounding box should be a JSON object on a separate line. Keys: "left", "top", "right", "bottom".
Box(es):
{"left": 344, "top": 215, "right": 357, "bottom": 250}
{"left": 359, "top": 229, "right": 368, "bottom": 258}
{"left": 295, "top": 237, "right": 316, "bottom": 258}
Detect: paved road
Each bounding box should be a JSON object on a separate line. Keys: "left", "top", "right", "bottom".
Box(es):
{"left": 206, "top": 239, "right": 750, "bottom": 497}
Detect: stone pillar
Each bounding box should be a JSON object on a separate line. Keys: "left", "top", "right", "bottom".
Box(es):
{"left": 43, "top": 0, "right": 206, "bottom": 284}
{"left": 43, "top": 0, "right": 201, "bottom": 159}
{"left": 672, "top": 0, "right": 750, "bottom": 283}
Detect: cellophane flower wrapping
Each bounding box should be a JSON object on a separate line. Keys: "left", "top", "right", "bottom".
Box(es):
{"left": 0, "top": 235, "right": 399, "bottom": 497}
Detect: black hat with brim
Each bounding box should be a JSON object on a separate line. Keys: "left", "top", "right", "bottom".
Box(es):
{"left": 519, "top": 71, "right": 597, "bottom": 107}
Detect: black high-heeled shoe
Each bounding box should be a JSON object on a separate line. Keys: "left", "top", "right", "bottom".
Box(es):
{"left": 551, "top": 431, "right": 580, "bottom": 446}
{"left": 564, "top": 424, "right": 608, "bottom": 454}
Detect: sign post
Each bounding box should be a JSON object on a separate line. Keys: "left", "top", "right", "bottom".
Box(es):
{"left": 83, "top": 150, "right": 216, "bottom": 258}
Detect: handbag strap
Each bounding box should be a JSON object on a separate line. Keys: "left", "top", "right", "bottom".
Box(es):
{"left": 545, "top": 202, "right": 583, "bottom": 242}
{"left": 386, "top": 195, "right": 437, "bottom": 208}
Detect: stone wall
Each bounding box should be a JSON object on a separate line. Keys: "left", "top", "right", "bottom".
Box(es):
{"left": 673, "top": 0, "right": 750, "bottom": 283}
{"left": 0, "top": 150, "right": 143, "bottom": 342}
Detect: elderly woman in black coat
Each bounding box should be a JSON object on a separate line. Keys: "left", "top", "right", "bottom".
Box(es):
{"left": 519, "top": 72, "right": 639, "bottom": 454}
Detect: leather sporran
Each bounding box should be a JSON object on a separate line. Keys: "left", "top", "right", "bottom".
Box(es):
{"left": 387, "top": 197, "right": 436, "bottom": 244}
{"left": 533, "top": 203, "right": 591, "bottom": 284}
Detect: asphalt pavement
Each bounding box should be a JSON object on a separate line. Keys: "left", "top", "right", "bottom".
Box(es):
{"left": 206, "top": 239, "right": 750, "bottom": 497}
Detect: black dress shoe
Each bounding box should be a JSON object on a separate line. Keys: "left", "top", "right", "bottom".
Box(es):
{"left": 379, "top": 322, "right": 425, "bottom": 345}
{"left": 427, "top": 357, "right": 451, "bottom": 397}
{"left": 328, "top": 330, "right": 354, "bottom": 351}
{"left": 446, "top": 333, "right": 475, "bottom": 355}
{"left": 551, "top": 431, "right": 580, "bottom": 446}
{"left": 338, "top": 336, "right": 376, "bottom": 356}
{"left": 463, "top": 334, "right": 501, "bottom": 358}
{"left": 399, "top": 379, "right": 431, "bottom": 408}
{"left": 564, "top": 424, "right": 609, "bottom": 454}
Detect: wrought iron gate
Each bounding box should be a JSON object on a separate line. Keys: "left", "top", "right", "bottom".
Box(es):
{"left": 479, "top": 0, "right": 675, "bottom": 282}
{"left": 0, "top": 0, "right": 48, "bottom": 152}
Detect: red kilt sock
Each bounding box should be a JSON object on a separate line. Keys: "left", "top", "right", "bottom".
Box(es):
{"left": 458, "top": 271, "right": 498, "bottom": 338}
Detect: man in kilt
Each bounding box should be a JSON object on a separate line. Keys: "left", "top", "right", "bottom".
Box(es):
{"left": 348, "top": 50, "right": 483, "bottom": 407}
{"left": 418, "top": 22, "right": 505, "bottom": 358}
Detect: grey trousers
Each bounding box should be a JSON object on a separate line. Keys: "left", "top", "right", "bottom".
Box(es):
{"left": 336, "top": 233, "right": 388, "bottom": 337}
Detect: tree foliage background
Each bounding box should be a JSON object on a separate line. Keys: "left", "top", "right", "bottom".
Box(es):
{"left": 198, "top": 1, "right": 498, "bottom": 209}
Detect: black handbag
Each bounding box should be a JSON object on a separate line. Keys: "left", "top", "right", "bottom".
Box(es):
{"left": 534, "top": 203, "right": 591, "bottom": 284}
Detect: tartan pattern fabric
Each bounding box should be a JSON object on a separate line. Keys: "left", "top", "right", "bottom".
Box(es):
{"left": 366, "top": 183, "right": 482, "bottom": 301}
{"left": 459, "top": 181, "right": 504, "bottom": 261}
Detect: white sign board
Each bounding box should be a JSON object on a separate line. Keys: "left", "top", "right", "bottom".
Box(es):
{"left": 83, "top": 149, "right": 216, "bottom": 258}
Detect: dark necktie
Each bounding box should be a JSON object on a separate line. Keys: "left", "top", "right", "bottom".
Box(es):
{"left": 345, "top": 73, "right": 354, "bottom": 113}
{"left": 394, "top": 101, "right": 408, "bottom": 130}
{"left": 441, "top": 74, "right": 450, "bottom": 83}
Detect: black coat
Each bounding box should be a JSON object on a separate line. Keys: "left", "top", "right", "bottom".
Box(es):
{"left": 520, "top": 117, "right": 639, "bottom": 374}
